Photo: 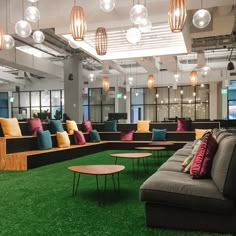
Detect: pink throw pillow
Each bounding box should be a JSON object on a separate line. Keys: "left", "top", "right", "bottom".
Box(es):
{"left": 120, "top": 130, "right": 134, "bottom": 141}
{"left": 190, "top": 133, "right": 218, "bottom": 179}
{"left": 74, "top": 130, "right": 86, "bottom": 145}
{"left": 176, "top": 119, "right": 192, "bottom": 132}
{"left": 82, "top": 120, "right": 93, "bottom": 132}
{"left": 27, "top": 118, "right": 43, "bottom": 135}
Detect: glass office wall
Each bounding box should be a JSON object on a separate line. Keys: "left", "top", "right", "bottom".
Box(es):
{"left": 0, "top": 92, "right": 9, "bottom": 117}
{"left": 228, "top": 81, "right": 236, "bottom": 119}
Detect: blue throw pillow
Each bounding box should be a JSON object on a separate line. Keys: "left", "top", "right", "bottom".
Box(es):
{"left": 37, "top": 130, "right": 52, "bottom": 150}
{"left": 152, "top": 128, "right": 167, "bottom": 141}
{"left": 104, "top": 120, "right": 117, "bottom": 132}
{"left": 89, "top": 130, "right": 101, "bottom": 142}
{"left": 49, "top": 120, "right": 64, "bottom": 134}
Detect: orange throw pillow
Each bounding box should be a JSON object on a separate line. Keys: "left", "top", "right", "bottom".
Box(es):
{"left": 66, "top": 120, "right": 78, "bottom": 135}
{"left": 0, "top": 118, "right": 22, "bottom": 137}
{"left": 137, "top": 120, "right": 150, "bottom": 132}
{"left": 56, "top": 131, "right": 70, "bottom": 148}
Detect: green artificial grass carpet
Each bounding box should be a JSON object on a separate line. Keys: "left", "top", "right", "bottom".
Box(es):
{"left": 0, "top": 150, "right": 231, "bottom": 236}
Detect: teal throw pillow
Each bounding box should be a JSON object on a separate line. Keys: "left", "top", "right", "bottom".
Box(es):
{"left": 50, "top": 120, "right": 64, "bottom": 134}
{"left": 89, "top": 130, "right": 101, "bottom": 142}
{"left": 152, "top": 128, "right": 167, "bottom": 141}
{"left": 37, "top": 130, "right": 52, "bottom": 150}
{"left": 104, "top": 120, "right": 117, "bottom": 132}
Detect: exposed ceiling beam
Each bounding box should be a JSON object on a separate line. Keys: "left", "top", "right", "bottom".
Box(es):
{"left": 0, "top": 71, "right": 26, "bottom": 85}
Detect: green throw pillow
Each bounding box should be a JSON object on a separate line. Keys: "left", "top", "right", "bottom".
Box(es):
{"left": 89, "top": 130, "right": 101, "bottom": 142}
{"left": 181, "top": 154, "right": 193, "bottom": 173}
{"left": 37, "top": 130, "right": 52, "bottom": 150}
{"left": 104, "top": 120, "right": 117, "bottom": 132}
{"left": 152, "top": 128, "right": 167, "bottom": 141}
{"left": 50, "top": 120, "right": 64, "bottom": 134}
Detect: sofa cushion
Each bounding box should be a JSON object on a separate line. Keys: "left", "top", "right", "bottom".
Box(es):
{"left": 168, "top": 154, "right": 187, "bottom": 162}
{"left": 0, "top": 118, "right": 22, "bottom": 137}
{"left": 66, "top": 120, "right": 78, "bottom": 134}
{"left": 27, "top": 118, "right": 43, "bottom": 135}
{"left": 37, "top": 130, "right": 52, "bottom": 150}
{"left": 56, "top": 131, "right": 70, "bottom": 148}
{"left": 104, "top": 120, "right": 117, "bottom": 132}
{"left": 120, "top": 130, "right": 134, "bottom": 141}
{"left": 216, "top": 131, "right": 233, "bottom": 144}
{"left": 176, "top": 119, "right": 192, "bottom": 132}
{"left": 82, "top": 120, "right": 93, "bottom": 132}
{"left": 137, "top": 120, "right": 150, "bottom": 132}
{"left": 195, "top": 129, "right": 211, "bottom": 140}
{"left": 74, "top": 130, "right": 86, "bottom": 145}
{"left": 190, "top": 133, "right": 218, "bottom": 179}
{"left": 140, "top": 170, "right": 234, "bottom": 214}
{"left": 152, "top": 129, "right": 167, "bottom": 141}
{"left": 174, "top": 148, "right": 192, "bottom": 156}
{"left": 49, "top": 120, "right": 64, "bottom": 134}
{"left": 158, "top": 160, "right": 183, "bottom": 172}
{"left": 89, "top": 130, "right": 101, "bottom": 142}
{"left": 211, "top": 135, "right": 236, "bottom": 199}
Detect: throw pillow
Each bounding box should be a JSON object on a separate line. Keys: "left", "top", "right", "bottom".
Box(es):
{"left": 82, "top": 120, "right": 93, "bottom": 132}
{"left": 56, "top": 131, "right": 70, "bottom": 148}
{"left": 104, "top": 120, "right": 117, "bottom": 132}
{"left": 181, "top": 155, "right": 193, "bottom": 172}
{"left": 89, "top": 130, "right": 101, "bottom": 142}
{"left": 176, "top": 119, "right": 192, "bottom": 132}
{"left": 195, "top": 129, "right": 212, "bottom": 140}
{"left": 120, "top": 130, "right": 134, "bottom": 141}
{"left": 66, "top": 120, "right": 78, "bottom": 134}
{"left": 74, "top": 130, "right": 86, "bottom": 145}
{"left": 49, "top": 120, "right": 64, "bottom": 134}
{"left": 190, "top": 133, "right": 218, "bottom": 179}
{"left": 37, "top": 130, "right": 52, "bottom": 150}
{"left": 0, "top": 118, "right": 22, "bottom": 137}
{"left": 137, "top": 120, "right": 150, "bottom": 132}
{"left": 152, "top": 128, "right": 167, "bottom": 141}
{"left": 27, "top": 118, "right": 43, "bottom": 135}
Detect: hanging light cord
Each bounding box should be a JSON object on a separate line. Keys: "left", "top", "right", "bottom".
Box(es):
{"left": 22, "top": 0, "right": 24, "bottom": 19}
{"left": 229, "top": 48, "right": 234, "bottom": 61}
{"left": 6, "top": 0, "right": 8, "bottom": 34}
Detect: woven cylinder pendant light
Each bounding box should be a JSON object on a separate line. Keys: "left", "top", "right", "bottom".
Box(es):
{"left": 0, "top": 29, "right": 4, "bottom": 50}
{"left": 147, "top": 74, "right": 155, "bottom": 89}
{"left": 70, "top": 6, "right": 87, "bottom": 41}
{"left": 189, "top": 70, "right": 198, "bottom": 86}
{"left": 96, "top": 27, "right": 107, "bottom": 56}
{"left": 102, "top": 77, "right": 110, "bottom": 91}
{"left": 168, "top": 0, "right": 187, "bottom": 33}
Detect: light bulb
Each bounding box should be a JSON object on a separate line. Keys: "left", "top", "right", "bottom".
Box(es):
{"left": 4, "top": 35, "right": 15, "bottom": 49}
{"left": 88, "top": 73, "right": 96, "bottom": 82}
{"left": 28, "top": 0, "right": 39, "bottom": 2}
{"left": 156, "top": 93, "right": 159, "bottom": 98}
{"left": 15, "top": 20, "right": 32, "bottom": 38}
{"left": 100, "top": 0, "right": 115, "bottom": 12}
{"left": 139, "top": 19, "right": 152, "bottom": 33}
{"left": 123, "top": 95, "right": 127, "bottom": 99}
{"left": 192, "top": 9, "right": 211, "bottom": 29}
{"left": 126, "top": 27, "right": 141, "bottom": 44}
{"left": 33, "top": 30, "right": 45, "bottom": 43}
{"left": 68, "top": 40, "right": 79, "bottom": 49}
{"left": 130, "top": 4, "right": 148, "bottom": 25}
{"left": 25, "top": 6, "right": 40, "bottom": 23}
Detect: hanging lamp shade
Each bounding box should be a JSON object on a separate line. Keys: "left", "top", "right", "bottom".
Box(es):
{"left": 0, "top": 29, "right": 4, "bottom": 50}
{"left": 147, "top": 74, "right": 155, "bottom": 89}
{"left": 96, "top": 27, "right": 107, "bottom": 56}
{"left": 168, "top": 0, "right": 187, "bottom": 33}
{"left": 102, "top": 77, "right": 110, "bottom": 91}
{"left": 189, "top": 70, "right": 198, "bottom": 86}
{"left": 70, "top": 6, "right": 87, "bottom": 41}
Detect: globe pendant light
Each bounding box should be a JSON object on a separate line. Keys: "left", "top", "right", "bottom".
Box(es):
{"left": 4, "top": 35, "right": 15, "bottom": 49}
{"left": 100, "top": 0, "right": 115, "bottom": 12}
{"left": 25, "top": 6, "right": 40, "bottom": 23}
{"left": 168, "top": 0, "right": 187, "bottom": 32}
{"left": 15, "top": 20, "right": 32, "bottom": 38}
{"left": 0, "top": 29, "right": 4, "bottom": 50}
{"left": 126, "top": 27, "right": 141, "bottom": 44}
{"left": 139, "top": 18, "right": 152, "bottom": 33}
{"left": 102, "top": 77, "right": 110, "bottom": 91}
{"left": 192, "top": 0, "right": 211, "bottom": 29}
{"left": 147, "top": 74, "right": 155, "bottom": 89}
{"left": 28, "top": 0, "right": 39, "bottom": 2}
{"left": 68, "top": 40, "right": 79, "bottom": 49}
{"left": 70, "top": 6, "right": 87, "bottom": 41}
{"left": 95, "top": 27, "right": 107, "bottom": 56}
{"left": 33, "top": 30, "right": 45, "bottom": 43}
{"left": 189, "top": 70, "right": 198, "bottom": 86}
{"left": 130, "top": 4, "right": 148, "bottom": 25}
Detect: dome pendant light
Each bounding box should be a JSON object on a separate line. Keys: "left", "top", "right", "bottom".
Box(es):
{"left": 192, "top": 0, "right": 211, "bottom": 29}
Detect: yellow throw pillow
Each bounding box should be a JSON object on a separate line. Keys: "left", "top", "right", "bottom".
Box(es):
{"left": 66, "top": 120, "right": 78, "bottom": 135}
{"left": 56, "top": 131, "right": 70, "bottom": 148}
{"left": 195, "top": 129, "right": 211, "bottom": 140}
{"left": 0, "top": 118, "right": 22, "bottom": 137}
{"left": 137, "top": 120, "right": 150, "bottom": 132}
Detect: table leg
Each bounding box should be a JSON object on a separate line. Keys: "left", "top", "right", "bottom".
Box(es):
{"left": 74, "top": 173, "right": 80, "bottom": 196}
{"left": 115, "top": 157, "right": 118, "bottom": 165}
{"left": 117, "top": 172, "right": 120, "bottom": 194}
{"left": 96, "top": 175, "right": 101, "bottom": 206}
{"left": 112, "top": 173, "right": 116, "bottom": 192}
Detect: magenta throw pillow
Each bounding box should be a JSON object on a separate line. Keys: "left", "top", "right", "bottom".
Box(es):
{"left": 120, "top": 130, "right": 134, "bottom": 141}
{"left": 176, "top": 119, "right": 192, "bottom": 132}
{"left": 27, "top": 118, "right": 43, "bottom": 135}
{"left": 82, "top": 120, "right": 93, "bottom": 132}
{"left": 74, "top": 130, "right": 86, "bottom": 145}
{"left": 190, "top": 133, "right": 218, "bottom": 179}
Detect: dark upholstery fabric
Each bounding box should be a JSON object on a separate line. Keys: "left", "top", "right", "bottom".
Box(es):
{"left": 176, "top": 119, "right": 192, "bottom": 132}
{"left": 158, "top": 160, "right": 183, "bottom": 172}
{"left": 74, "top": 130, "right": 86, "bottom": 145}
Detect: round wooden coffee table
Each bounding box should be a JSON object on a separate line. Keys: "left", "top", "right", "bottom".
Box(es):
{"left": 68, "top": 165, "right": 125, "bottom": 205}
{"left": 110, "top": 152, "right": 152, "bottom": 174}
{"left": 149, "top": 141, "right": 174, "bottom": 146}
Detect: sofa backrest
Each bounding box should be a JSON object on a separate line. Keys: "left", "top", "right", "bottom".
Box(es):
{"left": 215, "top": 131, "right": 233, "bottom": 144}
{"left": 211, "top": 135, "right": 236, "bottom": 199}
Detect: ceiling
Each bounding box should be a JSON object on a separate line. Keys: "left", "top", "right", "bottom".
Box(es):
{"left": 0, "top": 0, "right": 235, "bottom": 88}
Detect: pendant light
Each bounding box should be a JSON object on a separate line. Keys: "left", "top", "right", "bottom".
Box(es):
{"left": 95, "top": 27, "right": 107, "bottom": 56}
{"left": 15, "top": 0, "right": 32, "bottom": 38}
{"left": 168, "top": 0, "right": 187, "bottom": 32}
{"left": 147, "top": 74, "right": 155, "bottom": 89}
{"left": 139, "top": 18, "right": 152, "bottom": 33}
{"left": 130, "top": 3, "right": 148, "bottom": 25}
{"left": 192, "top": 0, "right": 211, "bottom": 29}
{"left": 0, "top": 29, "right": 4, "bottom": 51}
{"left": 189, "top": 70, "right": 198, "bottom": 86}
{"left": 88, "top": 73, "right": 96, "bottom": 82}
{"left": 28, "top": 0, "right": 39, "bottom": 2}
{"left": 70, "top": 2, "right": 87, "bottom": 41}
{"left": 4, "top": 0, "right": 14, "bottom": 50}
{"left": 25, "top": 6, "right": 40, "bottom": 23}
{"left": 126, "top": 27, "right": 141, "bottom": 44}
{"left": 102, "top": 77, "right": 110, "bottom": 91}
{"left": 100, "top": 0, "right": 116, "bottom": 12}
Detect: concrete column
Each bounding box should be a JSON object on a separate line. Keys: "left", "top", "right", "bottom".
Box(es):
{"left": 64, "top": 56, "right": 84, "bottom": 123}
{"left": 209, "top": 82, "right": 218, "bottom": 120}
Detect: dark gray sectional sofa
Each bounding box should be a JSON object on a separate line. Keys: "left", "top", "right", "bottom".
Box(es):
{"left": 140, "top": 130, "right": 236, "bottom": 234}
